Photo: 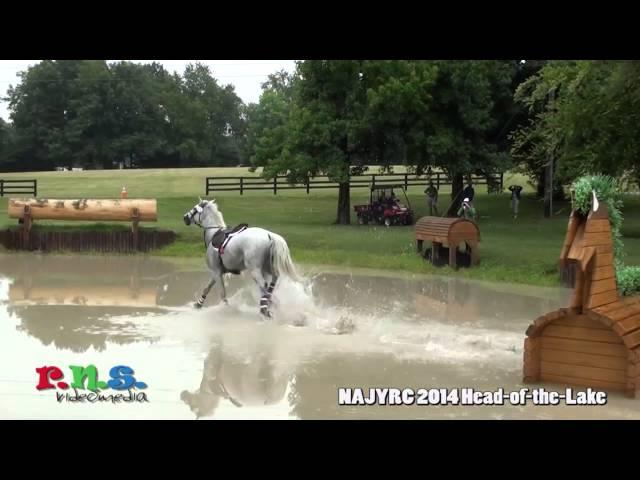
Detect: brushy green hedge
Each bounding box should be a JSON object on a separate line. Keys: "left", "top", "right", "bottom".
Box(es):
{"left": 571, "top": 175, "right": 640, "bottom": 296}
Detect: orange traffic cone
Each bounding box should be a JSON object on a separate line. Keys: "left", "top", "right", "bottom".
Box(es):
{"left": 121, "top": 186, "right": 128, "bottom": 199}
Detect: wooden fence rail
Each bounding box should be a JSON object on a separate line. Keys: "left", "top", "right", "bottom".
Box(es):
{"left": 206, "top": 172, "right": 504, "bottom": 196}
{"left": 0, "top": 179, "right": 37, "bottom": 197}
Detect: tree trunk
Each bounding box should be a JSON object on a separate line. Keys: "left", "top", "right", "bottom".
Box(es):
{"left": 336, "top": 182, "right": 351, "bottom": 225}
{"left": 446, "top": 173, "right": 464, "bottom": 217}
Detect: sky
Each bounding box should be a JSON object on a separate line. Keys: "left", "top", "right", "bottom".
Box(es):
{"left": 0, "top": 60, "right": 297, "bottom": 122}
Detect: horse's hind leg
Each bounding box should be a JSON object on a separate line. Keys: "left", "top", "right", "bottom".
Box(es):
{"left": 250, "top": 270, "right": 272, "bottom": 318}
{"left": 195, "top": 276, "right": 216, "bottom": 309}
{"left": 266, "top": 275, "right": 278, "bottom": 308}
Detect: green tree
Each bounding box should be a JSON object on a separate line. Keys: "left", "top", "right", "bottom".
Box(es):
{"left": 248, "top": 60, "right": 520, "bottom": 223}
{"left": 246, "top": 71, "right": 295, "bottom": 171}
{"left": 5, "top": 60, "right": 83, "bottom": 170}
{"left": 511, "top": 60, "right": 640, "bottom": 193}
{"left": 0, "top": 118, "right": 14, "bottom": 168}
{"left": 262, "top": 60, "right": 367, "bottom": 224}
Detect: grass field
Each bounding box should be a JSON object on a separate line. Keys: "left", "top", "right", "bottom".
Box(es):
{"left": 1, "top": 167, "right": 639, "bottom": 288}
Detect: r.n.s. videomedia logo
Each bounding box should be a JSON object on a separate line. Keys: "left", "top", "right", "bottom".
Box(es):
{"left": 36, "top": 365, "right": 149, "bottom": 404}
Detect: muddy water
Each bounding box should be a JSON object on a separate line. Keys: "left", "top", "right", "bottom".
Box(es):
{"left": 1, "top": 253, "right": 639, "bottom": 420}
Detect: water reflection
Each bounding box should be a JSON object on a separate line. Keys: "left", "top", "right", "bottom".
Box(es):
{"left": 181, "top": 335, "right": 291, "bottom": 419}
{"left": 6, "top": 253, "right": 635, "bottom": 420}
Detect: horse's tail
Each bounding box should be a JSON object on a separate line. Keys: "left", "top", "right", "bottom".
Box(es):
{"left": 269, "top": 233, "right": 302, "bottom": 283}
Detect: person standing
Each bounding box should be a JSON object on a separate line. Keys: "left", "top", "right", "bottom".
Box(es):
{"left": 457, "top": 198, "right": 477, "bottom": 220}
{"left": 425, "top": 181, "right": 439, "bottom": 216}
{"left": 509, "top": 184, "right": 523, "bottom": 219}
{"left": 462, "top": 182, "right": 475, "bottom": 206}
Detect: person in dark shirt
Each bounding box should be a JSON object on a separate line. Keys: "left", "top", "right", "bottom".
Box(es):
{"left": 462, "top": 182, "right": 475, "bottom": 206}
{"left": 509, "top": 185, "right": 523, "bottom": 219}
{"left": 424, "top": 181, "right": 439, "bottom": 215}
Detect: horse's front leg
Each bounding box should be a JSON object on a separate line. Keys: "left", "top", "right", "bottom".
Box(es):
{"left": 194, "top": 276, "right": 216, "bottom": 309}
{"left": 220, "top": 275, "right": 228, "bottom": 305}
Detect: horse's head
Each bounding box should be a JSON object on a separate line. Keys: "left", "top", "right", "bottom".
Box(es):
{"left": 183, "top": 198, "right": 226, "bottom": 229}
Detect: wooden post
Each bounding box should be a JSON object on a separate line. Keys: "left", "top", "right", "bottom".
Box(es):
{"left": 131, "top": 207, "right": 140, "bottom": 250}
{"left": 273, "top": 177, "right": 277, "bottom": 195}
{"left": 449, "top": 242, "right": 457, "bottom": 269}
{"left": 22, "top": 205, "right": 32, "bottom": 249}
{"left": 625, "top": 353, "right": 637, "bottom": 398}
{"left": 240, "top": 177, "right": 244, "bottom": 196}
{"left": 471, "top": 241, "right": 480, "bottom": 266}
{"left": 372, "top": 175, "right": 376, "bottom": 189}
{"left": 432, "top": 242, "right": 440, "bottom": 264}
{"left": 306, "top": 177, "right": 310, "bottom": 194}
{"left": 436, "top": 172, "right": 440, "bottom": 189}
{"left": 523, "top": 337, "right": 541, "bottom": 383}
{"left": 0, "top": 180, "right": 3, "bottom": 197}
{"left": 404, "top": 173, "right": 408, "bottom": 190}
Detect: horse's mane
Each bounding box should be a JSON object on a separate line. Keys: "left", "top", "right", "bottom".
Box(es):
{"left": 206, "top": 201, "right": 227, "bottom": 229}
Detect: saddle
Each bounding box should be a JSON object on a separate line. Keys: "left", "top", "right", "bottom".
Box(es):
{"left": 209, "top": 223, "right": 249, "bottom": 255}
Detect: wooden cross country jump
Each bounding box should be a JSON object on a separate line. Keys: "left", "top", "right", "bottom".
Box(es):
{"left": 523, "top": 200, "right": 640, "bottom": 397}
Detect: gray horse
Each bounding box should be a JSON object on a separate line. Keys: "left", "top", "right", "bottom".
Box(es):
{"left": 183, "top": 198, "right": 301, "bottom": 318}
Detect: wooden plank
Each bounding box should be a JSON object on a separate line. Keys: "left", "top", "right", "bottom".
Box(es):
{"left": 541, "top": 348, "right": 627, "bottom": 370}
{"left": 539, "top": 373, "right": 626, "bottom": 392}
{"left": 595, "top": 253, "right": 614, "bottom": 268}
{"left": 592, "top": 300, "right": 626, "bottom": 316}
{"left": 415, "top": 226, "right": 450, "bottom": 233}
{"left": 587, "top": 290, "right": 619, "bottom": 309}
{"left": 416, "top": 229, "right": 450, "bottom": 235}
{"left": 451, "top": 224, "right": 479, "bottom": 235}
{"left": 583, "top": 232, "right": 613, "bottom": 246}
{"left": 584, "top": 221, "right": 610, "bottom": 234}
{"left": 585, "top": 219, "right": 612, "bottom": 233}
{"left": 542, "top": 325, "right": 622, "bottom": 344}
{"left": 608, "top": 305, "right": 640, "bottom": 323}
{"left": 553, "top": 315, "right": 609, "bottom": 330}
{"left": 622, "top": 329, "right": 640, "bottom": 350}
{"left": 595, "top": 244, "right": 613, "bottom": 255}
{"left": 623, "top": 296, "right": 640, "bottom": 307}
{"left": 540, "top": 361, "right": 627, "bottom": 383}
{"left": 590, "top": 278, "right": 618, "bottom": 295}
{"left": 591, "top": 265, "right": 616, "bottom": 281}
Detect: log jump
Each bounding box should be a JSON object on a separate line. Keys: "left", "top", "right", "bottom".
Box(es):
{"left": 3, "top": 198, "right": 173, "bottom": 253}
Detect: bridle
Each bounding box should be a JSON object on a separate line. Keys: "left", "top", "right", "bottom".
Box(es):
{"left": 184, "top": 202, "right": 223, "bottom": 248}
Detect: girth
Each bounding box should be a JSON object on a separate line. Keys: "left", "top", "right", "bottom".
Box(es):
{"left": 204, "top": 224, "right": 249, "bottom": 275}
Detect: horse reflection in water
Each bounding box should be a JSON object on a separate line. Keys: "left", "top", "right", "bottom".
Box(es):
{"left": 181, "top": 337, "right": 291, "bottom": 419}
